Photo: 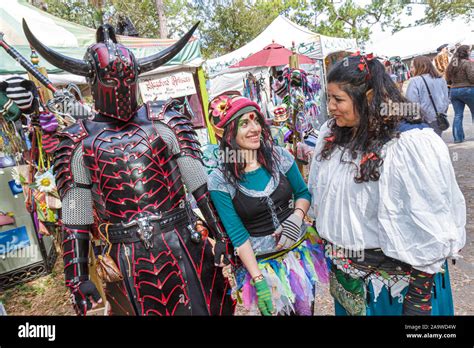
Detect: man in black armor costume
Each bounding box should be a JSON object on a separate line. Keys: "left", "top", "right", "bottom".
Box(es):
{"left": 23, "top": 20, "right": 235, "bottom": 316}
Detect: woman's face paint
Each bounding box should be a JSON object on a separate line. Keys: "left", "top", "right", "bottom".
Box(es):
{"left": 236, "top": 111, "right": 262, "bottom": 150}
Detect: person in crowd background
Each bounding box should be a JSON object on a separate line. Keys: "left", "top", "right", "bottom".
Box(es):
{"left": 406, "top": 55, "right": 449, "bottom": 135}
{"left": 446, "top": 45, "right": 474, "bottom": 143}
{"left": 433, "top": 44, "right": 450, "bottom": 78}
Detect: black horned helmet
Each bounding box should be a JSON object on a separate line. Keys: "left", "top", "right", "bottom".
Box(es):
{"left": 22, "top": 19, "right": 199, "bottom": 121}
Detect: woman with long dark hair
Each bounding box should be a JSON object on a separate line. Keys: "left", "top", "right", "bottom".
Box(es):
{"left": 406, "top": 55, "right": 449, "bottom": 135}
{"left": 308, "top": 53, "right": 466, "bottom": 315}
{"left": 208, "top": 92, "right": 328, "bottom": 315}
{"left": 446, "top": 45, "right": 474, "bottom": 143}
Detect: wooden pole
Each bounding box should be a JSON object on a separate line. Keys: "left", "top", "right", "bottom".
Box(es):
{"left": 289, "top": 43, "right": 303, "bottom": 173}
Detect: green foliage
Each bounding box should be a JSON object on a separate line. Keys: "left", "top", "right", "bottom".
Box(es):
{"left": 43, "top": 0, "right": 100, "bottom": 28}
{"left": 107, "top": 0, "right": 191, "bottom": 38}
{"left": 108, "top": 0, "right": 160, "bottom": 38}
{"left": 190, "top": 0, "right": 411, "bottom": 57}
{"left": 190, "top": 0, "right": 302, "bottom": 58}
{"left": 294, "top": 0, "right": 409, "bottom": 42}
{"left": 42, "top": 0, "right": 185, "bottom": 37}
{"left": 36, "top": 0, "right": 473, "bottom": 58}
{"left": 415, "top": 0, "right": 473, "bottom": 25}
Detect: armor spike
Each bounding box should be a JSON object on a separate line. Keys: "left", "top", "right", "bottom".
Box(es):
{"left": 22, "top": 19, "right": 92, "bottom": 77}
{"left": 137, "top": 22, "right": 199, "bottom": 74}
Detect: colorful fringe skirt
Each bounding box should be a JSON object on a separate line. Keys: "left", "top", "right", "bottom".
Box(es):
{"left": 232, "top": 227, "right": 329, "bottom": 315}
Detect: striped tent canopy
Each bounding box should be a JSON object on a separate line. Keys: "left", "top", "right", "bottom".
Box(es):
{"left": 0, "top": 0, "right": 202, "bottom": 83}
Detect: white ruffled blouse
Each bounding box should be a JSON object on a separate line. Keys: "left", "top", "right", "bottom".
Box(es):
{"left": 308, "top": 122, "right": 466, "bottom": 274}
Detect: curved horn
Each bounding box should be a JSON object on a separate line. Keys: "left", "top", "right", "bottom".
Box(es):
{"left": 22, "top": 19, "right": 91, "bottom": 77}
{"left": 138, "top": 22, "right": 200, "bottom": 74}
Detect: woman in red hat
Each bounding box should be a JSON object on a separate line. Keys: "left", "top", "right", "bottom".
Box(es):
{"left": 208, "top": 92, "right": 328, "bottom": 316}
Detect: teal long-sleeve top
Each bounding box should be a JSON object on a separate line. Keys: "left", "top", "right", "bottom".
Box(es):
{"left": 209, "top": 147, "right": 311, "bottom": 248}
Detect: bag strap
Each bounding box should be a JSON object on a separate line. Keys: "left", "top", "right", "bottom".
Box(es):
{"left": 98, "top": 223, "right": 113, "bottom": 256}
{"left": 420, "top": 75, "right": 439, "bottom": 114}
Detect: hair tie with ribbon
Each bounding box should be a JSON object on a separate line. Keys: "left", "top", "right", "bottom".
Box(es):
{"left": 351, "top": 51, "right": 375, "bottom": 80}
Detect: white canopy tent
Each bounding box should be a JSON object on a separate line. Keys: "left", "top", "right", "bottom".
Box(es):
{"left": 366, "top": 19, "right": 474, "bottom": 59}
{"left": 206, "top": 16, "right": 316, "bottom": 78}
{"left": 205, "top": 15, "right": 357, "bottom": 97}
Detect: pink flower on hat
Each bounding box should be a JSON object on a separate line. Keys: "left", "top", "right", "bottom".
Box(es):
{"left": 209, "top": 93, "right": 262, "bottom": 139}
{"left": 210, "top": 95, "right": 232, "bottom": 118}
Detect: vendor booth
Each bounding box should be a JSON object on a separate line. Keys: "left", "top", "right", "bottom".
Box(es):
{"left": 206, "top": 16, "right": 358, "bottom": 127}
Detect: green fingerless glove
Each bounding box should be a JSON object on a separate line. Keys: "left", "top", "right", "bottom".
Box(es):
{"left": 254, "top": 279, "right": 274, "bottom": 316}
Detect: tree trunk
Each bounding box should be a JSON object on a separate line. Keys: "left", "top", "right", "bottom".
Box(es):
{"left": 155, "top": 0, "right": 168, "bottom": 39}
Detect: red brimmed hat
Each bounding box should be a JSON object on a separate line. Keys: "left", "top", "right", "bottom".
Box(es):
{"left": 209, "top": 92, "right": 262, "bottom": 139}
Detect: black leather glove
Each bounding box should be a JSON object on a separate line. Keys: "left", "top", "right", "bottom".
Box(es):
{"left": 69, "top": 280, "right": 102, "bottom": 316}
{"left": 213, "top": 238, "right": 232, "bottom": 267}
{"left": 193, "top": 184, "right": 234, "bottom": 267}
{"left": 63, "top": 225, "right": 102, "bottom": 315}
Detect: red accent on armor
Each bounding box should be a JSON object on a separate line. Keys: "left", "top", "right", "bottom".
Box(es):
{"left": 128, "top": 231, "right": 190, "bottom": 316}
{"left": 88, "top": 41, "right": 138, "bottom": 120}
{"left": 174, "top": 230, "right": 211, "bottom": 310}
{"left": 209, "top": 268, "right": 217, "bottom": 305}
{"left": 198, "top": 242, "right": 206, "bottom": 276}
{"left": 219, "top": 281, "right": 232, "bottom": 315}
{"left": 82, "top": 113, "right": 186, "bottom": 223}
{"left": 149, "top": 101, "right": 203, "bottom": 161}
{"left": 144, "top": 309, "right": 163, "bottom": 316}
{"left": 54, "top": 122, "right": 89, "bottom": 198}
{"left": 194, "top": 192, "right": 207, "bottom": 203}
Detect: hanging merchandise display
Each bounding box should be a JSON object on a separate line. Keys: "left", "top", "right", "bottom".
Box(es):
{"left": 0, "top": 91, "right": 21, "bottom": 122}
{"left": 0, "top": 76, "right": 39, "bottom": 116}
{"left": 0, "top": 32, "right": 87, "bottom": 289}
{"left": 270, "top": 104, "right": 290, "bottom": 147}
{"left": 243, "top": 73, "right": 262, "bottom": 104}
{"left": 270, "top": 67, "right": 321, "bottom": 172}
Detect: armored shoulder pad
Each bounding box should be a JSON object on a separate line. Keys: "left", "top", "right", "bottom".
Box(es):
{"left": 54, "top": 121, "right": 88, "bottom": 198}
{"left": 148, "top": 100, "right": 202, "bottom": 160}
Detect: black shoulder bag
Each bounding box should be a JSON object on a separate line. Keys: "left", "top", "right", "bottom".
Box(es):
{"left": 420, "top": 75, "right": 450, "bottom": 131}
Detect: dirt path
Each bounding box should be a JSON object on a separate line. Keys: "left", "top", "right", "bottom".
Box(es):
{"left": 442, "top": 106, "right": 474, "bottom": 315}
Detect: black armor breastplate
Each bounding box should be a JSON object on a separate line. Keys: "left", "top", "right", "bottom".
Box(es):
{"left": 82, "top": 106, "right": 186, "bottom": 223}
